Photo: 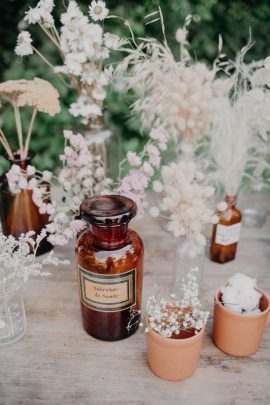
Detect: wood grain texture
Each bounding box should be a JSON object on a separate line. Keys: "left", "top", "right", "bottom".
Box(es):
{"left": 0, "top": 200, "right": 270, "bottom": 405}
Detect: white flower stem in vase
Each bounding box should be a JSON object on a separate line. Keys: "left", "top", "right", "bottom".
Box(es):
{"left": 173, "top": 239, "right": 205, "bottom": 298}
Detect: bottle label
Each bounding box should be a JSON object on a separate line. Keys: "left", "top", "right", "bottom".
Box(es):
{"left": 78, "top": 266, "right": 136, "bottom": 312}
{"left": 215, "top": 223, "right": 241, "bottom": 246}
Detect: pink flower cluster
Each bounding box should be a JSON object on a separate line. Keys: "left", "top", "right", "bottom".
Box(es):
{"left": 6, "top": 164, "right": 54, "bottom": 215}
{"left": 118, "top": 127, "right": 168, "bottom": 216}
{"left": 46, "top": 214, "right": 86, "bottom": 246}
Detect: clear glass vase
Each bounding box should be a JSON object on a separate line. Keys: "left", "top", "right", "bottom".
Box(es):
{"left": 238, "top": 191, "right": 268, "bottom": 228}
{"left": 84, "top": 126, "right": 121, "bottom": 180}
{"left": 0, "top": 285, "right": 27, "bottom": 347}
{"left": 173, "top": 239, "right": 205, "bottom": 298}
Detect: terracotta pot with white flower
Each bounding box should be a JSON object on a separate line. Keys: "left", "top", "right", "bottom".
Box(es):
{"left": 213, "top": 273, "right": 270, "bottom": 357}
{"left": 134, "top": 268, "right": 209, "bottom": 381}
{"left": 0, "top": 78, "right": 60, "bottom": 255}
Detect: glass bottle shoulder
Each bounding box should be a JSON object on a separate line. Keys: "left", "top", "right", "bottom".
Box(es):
{"left": 219, "top": 206, "right": 242, "bottom": 225}
{"left": 76, "top": 228, "right": 143, "bottom": 272}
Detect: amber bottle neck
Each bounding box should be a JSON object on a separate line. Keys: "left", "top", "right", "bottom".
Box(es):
{"left": 225, "top": 195, "right": 237, "bottom": 207}
{"left": 89, "top": 223, "right": 129, "bottom": 249}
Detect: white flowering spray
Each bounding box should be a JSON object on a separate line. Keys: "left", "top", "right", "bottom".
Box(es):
{"left": 113, "top": 9, "right": 223, "bottom": 152}
{"left": 149, "top": 160, "right": 224, "bottom": 256}
{"left": 14, "top": 1, "right": 123, "bottom": 128}
{"left": 128, "top": 267, "right": 209, "bottom": 338}
{"left": 220, "top": 273, "right": 262, "bottom": 315}
{"left": 0, "top": 229, "right": 69, "bottom": 297}
{"left": 207, "top": 40, "right": 270, "bottom": 195}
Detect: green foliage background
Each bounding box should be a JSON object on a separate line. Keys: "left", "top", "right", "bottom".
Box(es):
{"left": 0, "top": 0, "right": 270, "bottom": 174}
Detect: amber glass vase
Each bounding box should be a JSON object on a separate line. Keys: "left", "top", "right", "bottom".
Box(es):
{"left": 0, "top": 153, "right": 52, "bottom": 255}
{"left": 76, "top": 195, "right": 144, "bottom": 341}
{"left": 210, "top": 195, "right": 242, "bottom": 264}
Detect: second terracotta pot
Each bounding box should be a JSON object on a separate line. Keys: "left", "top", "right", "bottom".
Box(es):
{"left": 212, "top": 289, "right": 269, "bottom": 357}
{"left": 147, "top": 327, "right": 204, "bottom": 381}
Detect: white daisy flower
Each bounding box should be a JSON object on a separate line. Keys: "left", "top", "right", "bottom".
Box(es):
{"left": 89, "top": 1, "right": 109, "bottom": 21}
{"left": 15, "top": 31, "right": 33, "bottom": 56}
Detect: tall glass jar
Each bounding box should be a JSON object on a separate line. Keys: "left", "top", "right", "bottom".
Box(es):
{"left": 0, "top": 282, "right": 27, "bottom": 347}
{"left": 84, "top": 126, "right": 121, "bottom": 180}
{"left": 173, "top": 239, "right": 205, "bottom": 298}
{"left": 76, "top": 195, "right": 144, "bottom": 341}
{"left": 210, "top": 195, "right": 242, "bottom": 263}
{"left": 0, "top": 152, "right": 52, "bottom": 255}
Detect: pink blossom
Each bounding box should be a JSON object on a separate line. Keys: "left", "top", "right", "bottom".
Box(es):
{"left": 28, "top": 178, "right": 38, "bottom": 190}
{"left": 18, "top": 177, "right": 28, "bottom": 189}
{"left": 145, "top": 144, "right": 161, "bottom": 168}
{"left": 26, "top": 165, "right": 36, "bottom": 176}
{"left": 143, "top": 161, "right": 154, "bottom": 177}
{"left": 70, "top": 219, "right": 87, "bottom": 233}
{"left": 42, "top": 170, "right": 52, "bottom": 182}
{"left": 127, "top": 151, "right": 142, "bottom": 167}
{"left": 63, "top": 130, "right": 73, "bottom": 139}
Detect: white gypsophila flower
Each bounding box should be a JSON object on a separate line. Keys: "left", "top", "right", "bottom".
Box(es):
{"left": 15, "top": 31, "right": 33, "bottom": 56}
{"left": 0, "top": 229, "right": 69, "bottom": 297}
{"left": 89, "top": 0, "right": 109, "bottom": 22}
{"left": 144, "top": 268, "right": 209, "bottom": 338}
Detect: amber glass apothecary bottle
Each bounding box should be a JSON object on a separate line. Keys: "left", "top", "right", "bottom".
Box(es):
{"left": 210, "top": 195, "right": 242, "bottom": 264}
{"left": 76, "top": 195, "right": 144, "bottom": 341}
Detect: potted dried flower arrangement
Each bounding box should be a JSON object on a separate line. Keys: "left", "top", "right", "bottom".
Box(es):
{"left": 0, "top": 78, "right": 60, "bottom": 254}
{"left": 0, "top": 229, "right": 68, "bottom": 346}
{"left": 213, "top": 273, "right": 270, "bottom": 356}
{"left": 140, "top": 268, "right": 209, "bottom": 381}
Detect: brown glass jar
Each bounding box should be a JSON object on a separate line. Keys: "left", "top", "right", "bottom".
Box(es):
{"left": 210, "top": 195, "right": 242, "bottom": 263}
{"left": 0, "top": 152, "right": 52, "bottom": 255}
{"left": 76, "top": 195, "right": 144, "bottom": 341}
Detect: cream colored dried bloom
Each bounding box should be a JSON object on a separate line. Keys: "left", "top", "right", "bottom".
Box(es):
{"left": 0, "top": 78, "right": 60, "bottom": 116}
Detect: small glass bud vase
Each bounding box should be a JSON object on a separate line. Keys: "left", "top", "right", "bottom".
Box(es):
{"left": 0, "top": 284, "right": 27, "bottom": 346}
{"left": 84, "top": 126, "right": 120, "bottom": 180}
{"left": 210, "top": 195, "right": 242, "bottom": 264}
{"left": 173, "top": 239, "right": 205, "bottom": 298}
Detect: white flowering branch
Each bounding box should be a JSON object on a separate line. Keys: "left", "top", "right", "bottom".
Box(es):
{"left": 15, "top": 1, "right": 121, "bottom": 128}
{"left": 0, "top": 229, "right": 70, "bottom": 298}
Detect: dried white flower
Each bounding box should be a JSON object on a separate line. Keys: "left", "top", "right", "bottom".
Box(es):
{"left": 175, "top": 27, "right": 188, "bottom": 44}
{"left": 89, "top": 0, "right": 108, "bottom": 22}
{"left": 15, "top": 31, "right": 33, "bottom": 57}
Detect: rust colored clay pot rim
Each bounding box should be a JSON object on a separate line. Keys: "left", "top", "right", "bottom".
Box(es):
{"left": 147, "top": 324, "right": 205, "bottom": 347}
{"left": 214, "top": 288, "right": 270, "bottom": 320}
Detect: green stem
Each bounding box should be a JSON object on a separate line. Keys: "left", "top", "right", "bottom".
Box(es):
{"left": 23, "top": 108, "right": 37, "bottom": 159}
{"left": 33, "top": 47, "right": 70, "bottom": 87}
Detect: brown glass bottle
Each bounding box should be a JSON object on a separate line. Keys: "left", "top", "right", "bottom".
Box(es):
{"left": 76, "top": 195, "right": 144, "bottom": 341}
{"left": 0, "top": 152, "right": 52, "bottom": 255}
{"left": 210, "top": 195, "right": 242, "bottom": 264}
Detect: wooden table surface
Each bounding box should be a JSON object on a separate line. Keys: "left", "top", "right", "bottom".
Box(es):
{"left": 1, "top": 209, "right": 270, "bottom": 405}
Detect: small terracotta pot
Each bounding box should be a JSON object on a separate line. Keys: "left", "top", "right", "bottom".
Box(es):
{"left": 147, "top": 327, "right": 205, "bottom": 381}
{"left": 213, "top": 289, "right": 270, "bottom": 357}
